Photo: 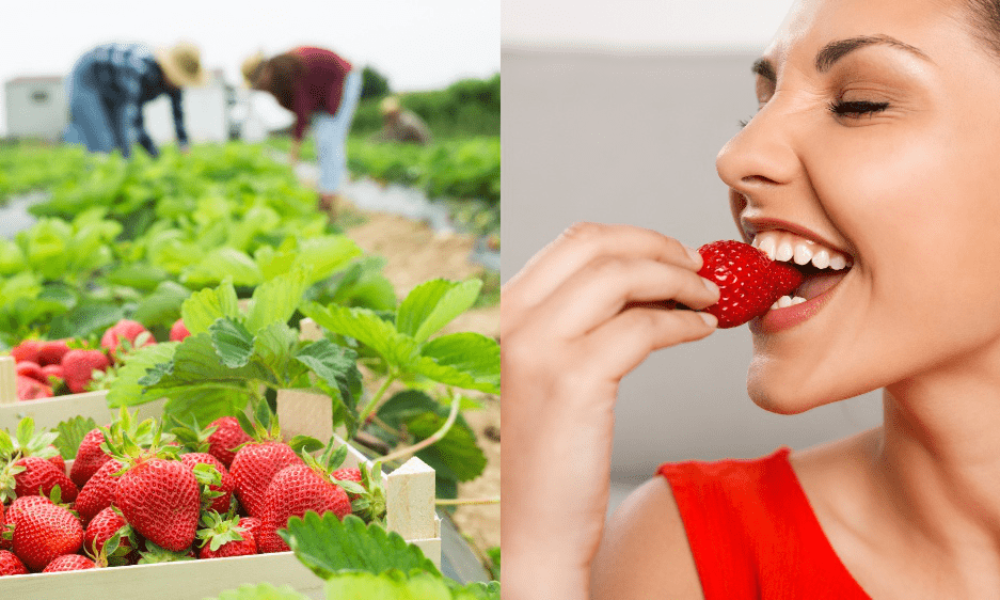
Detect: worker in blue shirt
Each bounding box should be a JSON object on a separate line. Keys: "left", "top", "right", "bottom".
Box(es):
{"left": 63, "top": 42, "right": 205, "bottom": 158}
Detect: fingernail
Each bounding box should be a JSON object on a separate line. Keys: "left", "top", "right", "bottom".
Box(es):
{"left": 685, "top": 245, "right": 702, "bottom": 267}
{"left": 699, "top": 312, "right": 718, "bottom": 327}
{"left": 702, "top": 277, "right": 719, "bottom": 295}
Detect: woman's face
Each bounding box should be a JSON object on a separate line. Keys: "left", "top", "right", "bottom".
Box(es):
{"left": 716, "top": 0, "right": 1000, "bottom": 413}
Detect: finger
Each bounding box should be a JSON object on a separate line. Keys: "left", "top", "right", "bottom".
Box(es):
{"left": 583, "top": 307, "right": 717, "bottom": 379}
{"left": 528, "top": 256, "right": 719, "bottom": 338}
{"left": 503, "top": 223, "right": 703, "bottom": 323}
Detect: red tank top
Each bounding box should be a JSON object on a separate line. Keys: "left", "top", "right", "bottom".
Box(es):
{"left": 657, "top": 447, "right": 871, "bottom": 600}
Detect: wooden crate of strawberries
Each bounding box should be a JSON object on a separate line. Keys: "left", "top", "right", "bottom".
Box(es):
{"left": 0, "top": 385, "right": 440, "bottom": 600}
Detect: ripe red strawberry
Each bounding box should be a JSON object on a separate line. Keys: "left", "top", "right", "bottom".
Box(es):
{"left": 15, "top": 374, "right": 52, "bottom": 401}
{"left": 100, "top": 319, "right": 155, "bottom": 363}
{"left": 332, "top": 467, "right": 363, "bottom": 501}
{"left": 1, "top": 496, "right": 51, "bottom": 551}
{"left": 41, "top": 364, "right": 64, "bottom": 383}
{"left": 697, "top": 240, "right": 804, "bottom": 329}
{"left": 180, "top": 452, "right": 235, "bottom": 514}
{"left": 114, "top": 457, "right": 201, "bottom": 552}
{"left": 61, "top": 349, "right": 110, "bottom": 394}
{"left": 229, "top": 442, "right": 303, "bottom": 518}
{"left": 0, "top": 549, "right": 28, "bottom": 576}
{"left": 205, "top": 417, "right": 252, "bottom": 468}
{"left": 11, "top": 501, "right": 84, "bottom": 571}
{"left": 197, "top": 514, "right": 258, "bottom": 559}
{"left": 37, "top": 340, "right": 71, "bottom": 367}
{"left": 75, "top": 459, "right": 123, "bottom": 525}
{"left": 15, "top": 361, "right": 45, "bottom": 383}
{"left": 10, "top": 340, "right": 43, "bottom": 365}
{"left": 256, "top": 464, "right": 352, "bottom": 553}
{"left": 47, "top": 451, "right": 66, "bottom": 475}
{"left": 84, "top": 507, "right": 134, "bottom": 560}
{"left": 70, "top": 428, "right": 111, "bottom": 488}
{"left": 12, "top": 456, "right": 78, "bottom": 503}
{"left": 170, "top": 318, "right": 191, "bottom": 342}
{"left": 42, "top": 554, "right": 96, "bottom": 572}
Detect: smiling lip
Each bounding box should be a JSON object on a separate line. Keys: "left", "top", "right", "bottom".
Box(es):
{"left": 750, "top": 272, "right": 845, "bottom": 334}
{"left": 742, "top": 217, "right": 850, "bottom": 255}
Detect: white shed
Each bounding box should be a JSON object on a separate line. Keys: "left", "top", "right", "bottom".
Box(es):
{"left": 4, "top": 76, "right": 69, "bottom": 140}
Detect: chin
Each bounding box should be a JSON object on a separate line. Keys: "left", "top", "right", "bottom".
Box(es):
{"left": 746, "top": 356, "right": 866, "bottom": 415}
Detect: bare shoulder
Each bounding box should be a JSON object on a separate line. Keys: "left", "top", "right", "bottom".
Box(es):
{"left": 590, "top": 477, "right": 704, "bottom": 600}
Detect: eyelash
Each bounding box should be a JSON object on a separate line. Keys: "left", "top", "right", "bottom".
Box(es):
{"left": 828, "top": 100, "right": 890, "bottom": 118}
{"left": 739, "top": 100, "right": 889, "bottom": 128}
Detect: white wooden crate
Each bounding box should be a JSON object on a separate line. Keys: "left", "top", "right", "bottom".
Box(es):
{"left": 0, "top": 364, "right": 441, "bottom": 598}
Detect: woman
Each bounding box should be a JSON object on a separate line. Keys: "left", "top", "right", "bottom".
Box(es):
{"left": 242, "top": 47, "right": 362, "bottom": 219}
{"left": 64, "top": 42, "right": 205, "bottom": 158}
{"left": 502, "top": 0, "right": 1000, "bottom": 598}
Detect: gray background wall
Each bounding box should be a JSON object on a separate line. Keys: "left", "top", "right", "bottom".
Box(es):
{"left": 501, "top": 48, "right": 883, "bottom": 510}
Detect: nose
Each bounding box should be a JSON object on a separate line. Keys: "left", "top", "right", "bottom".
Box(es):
{"left": 716, "top": 100, "right": 802, "bottom": 195}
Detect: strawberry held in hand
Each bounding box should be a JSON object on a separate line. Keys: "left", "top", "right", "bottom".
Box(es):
{"left": 697, "top": 240, "right": 804, "bottom": 329}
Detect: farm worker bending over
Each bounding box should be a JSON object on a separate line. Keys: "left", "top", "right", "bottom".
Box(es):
{"left": 370, "top": 96, "right": 432, "bottom": 146}
{"left": 64, "top": 42, "right": 206, "bottom": 158}
{"left": 242, "top": 47, "right": 362, "bottom": 219}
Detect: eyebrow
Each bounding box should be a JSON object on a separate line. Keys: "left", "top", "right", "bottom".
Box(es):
{"left": 751, "top": 34, "right": 933, "bottom": 81}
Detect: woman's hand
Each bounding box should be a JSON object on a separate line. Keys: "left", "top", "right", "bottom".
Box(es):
{"left": 500, "top": 223, "right": 720, "bottom": 600}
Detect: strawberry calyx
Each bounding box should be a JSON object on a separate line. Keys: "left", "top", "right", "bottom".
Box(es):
{"left": 235, "top": 401, "right": 283, "bottom": 445}
{"left": 195, "top": 511, "right": 246, "bottom": 553}
{"left": 136, "top": 541, "right": 196, "bottom": 564}
{"left": 99, "top": 409, "right": 179, "bottom": 474}
{"left": 300, "top": 440, "right": 386, "bottom": 523}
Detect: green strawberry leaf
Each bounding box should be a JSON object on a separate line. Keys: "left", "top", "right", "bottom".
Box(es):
{"left": 52, "top": 416, "right": 99, "bottom": 459}
{"left": 210, "top": 317, "right": 255, "bottom": 369}
{"left": 396, "top": 279, "right": 482, "bottom": 343}
{"left": 280, "top": 512, "right": 440, "bottom": 579}
{"left": 407, "top": 357, "right": 498, "bottom": 394}
{"left": 294, "top": 340, "right": 362, "bottom": 410}
{"left": 413, "top": 332, "right": 499, "bottom": 391}
{"left": 139, "top": 334, "right": 268, "bottom": 408}
{"left": 253, "top": 322, "right": 299, "bottom": 374}
{"left": 294, "top": 235, "right": 362, "bottom": 285}
{"left": 244, "top": 269, "right": 308, "bottom": 334}
{"left": 300, "top": 302, "right": 417, "bottom": 368}
{"left": 208, "top": 584, "right": 310, "bottom": 600}
{"left": 181, "top": 281, "right": 240, "bottom": 335}
{"left": 181, "top": 247, "right": 263, "bottom": 288}
{"left": 106, "top": 342, "right": 178, "bottom": 407}
{"left": 322, "top": 571, "right": 454, "bottom": 599}
{"left": 130, "top": 280, "right": 190, "bottom": 329}
{"left": 162, "top": 387, "right": 253, "bottom": 426}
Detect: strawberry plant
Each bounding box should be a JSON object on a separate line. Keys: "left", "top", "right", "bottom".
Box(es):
{"left": 207, "top": 512, "right": 500, "bottom": 599}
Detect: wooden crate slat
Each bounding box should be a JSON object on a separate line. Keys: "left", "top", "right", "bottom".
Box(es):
{"left": 0, "top": 391, "right": 165, "bottom": 433}
{"left": 386, "top": 456, "right": 438, "bottom": 541}
{"left": 0, "top": 552, "right": 325, "bottom": 600}
{"left": 0, "top": 356, "right": 16, "bottom": 405}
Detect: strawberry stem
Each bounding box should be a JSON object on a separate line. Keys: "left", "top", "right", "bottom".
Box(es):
{"left": 380, "top": 389, "right": 461, "bottom": 465}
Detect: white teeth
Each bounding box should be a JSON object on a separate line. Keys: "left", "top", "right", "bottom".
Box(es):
{"left": 775, "top": 241, "right": 794, "bottom": 262}
{"left": 772, "top": 295, "right": 807, "bottom": 310}
{"left": 758, "top": 236, "right": 777, "bottom": 260}
{"left": 811, "top": 249, "right": 830, "bottom": 269}
{"left": 751, "top": 231, "right": 851, "bottom": 271}
{"left": 793, "top": 243, "right": 813, "bottom": 265}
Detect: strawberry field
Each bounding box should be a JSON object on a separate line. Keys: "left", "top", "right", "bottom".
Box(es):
{"left": 0, "top": 140, "right": 500, "bottom": 598}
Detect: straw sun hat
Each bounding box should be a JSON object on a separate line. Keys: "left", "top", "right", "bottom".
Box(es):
{"left": 155, "top": 42, "right": 207, "bottom": 87}
{"left": 241, "top": 51, "right": 267, "bottom": 88}
{"left": 380, "top": 96, "right": 402, "bottom": 115}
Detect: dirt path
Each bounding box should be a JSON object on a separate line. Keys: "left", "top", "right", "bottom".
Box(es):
{"left": 342, "top": 202, "right": 501, "bottom": 558}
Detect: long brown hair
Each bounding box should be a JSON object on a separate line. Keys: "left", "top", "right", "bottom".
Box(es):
{"left": 254, "top": 53, "right": 305, "bottom": 110}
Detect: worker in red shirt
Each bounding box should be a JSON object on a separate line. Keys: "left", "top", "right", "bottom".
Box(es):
{"left": 243, "top": 47, "right": 361, "bottom": 218}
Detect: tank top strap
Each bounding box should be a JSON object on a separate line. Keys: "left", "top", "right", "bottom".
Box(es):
{"left": 657, "top": 447, "right": 871, "bottom": 600}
